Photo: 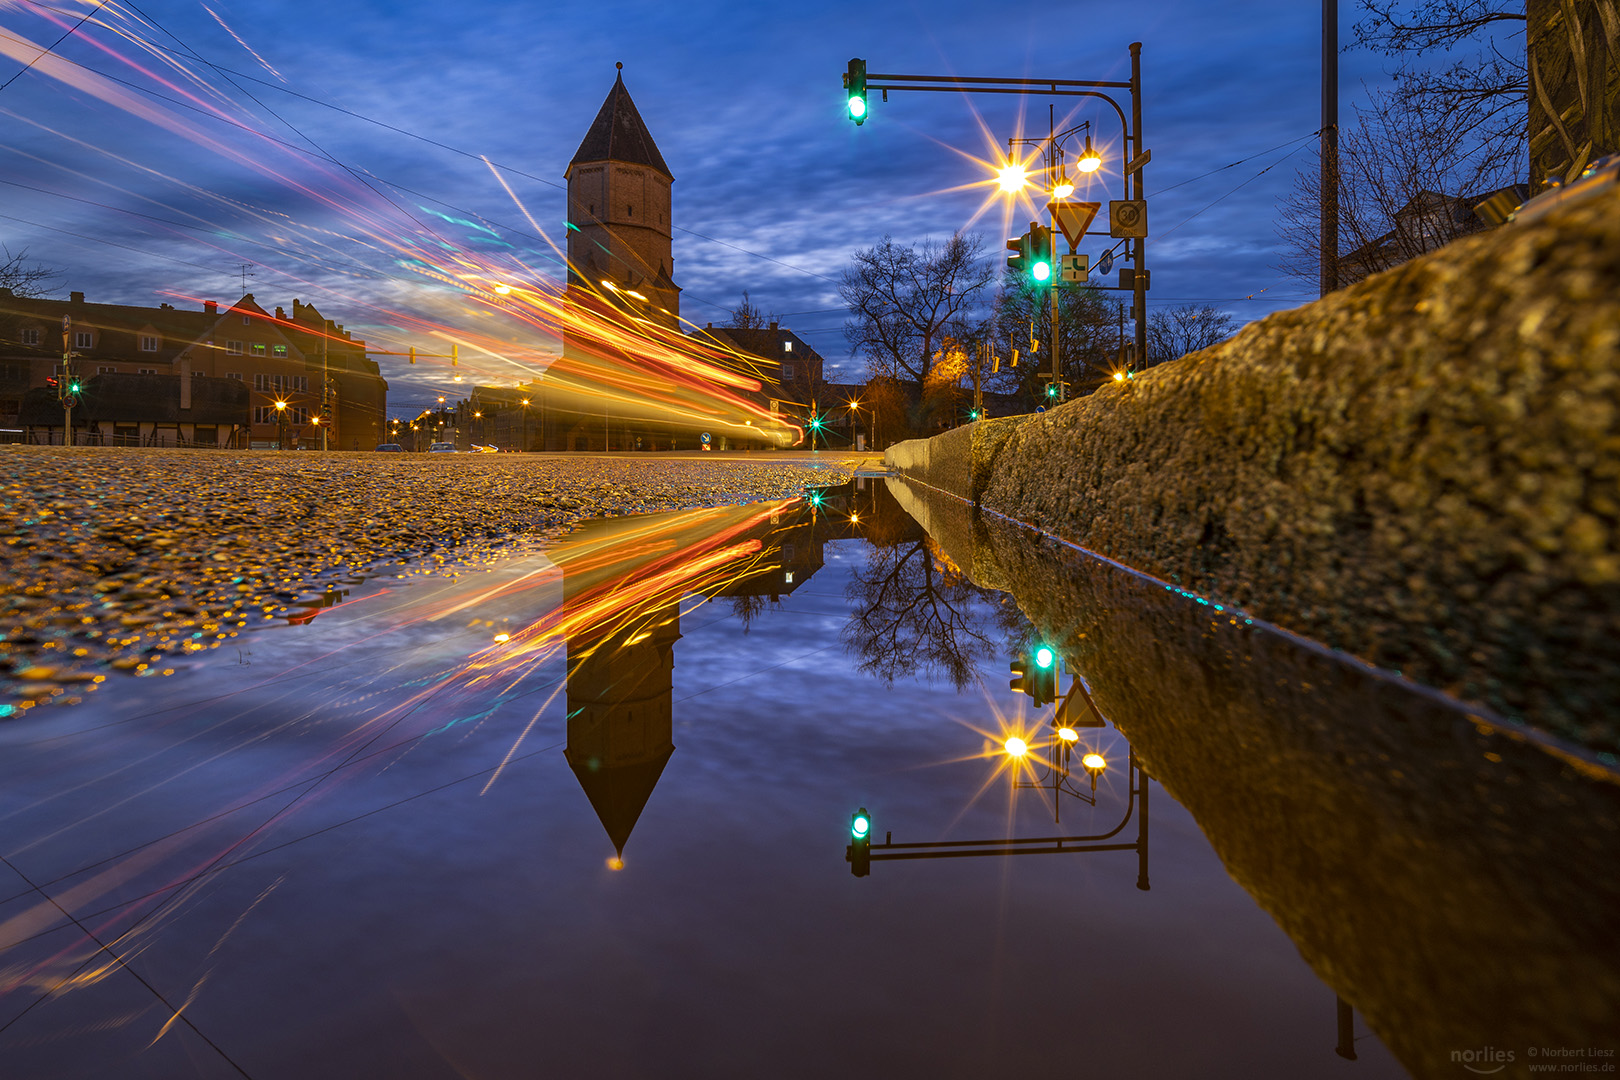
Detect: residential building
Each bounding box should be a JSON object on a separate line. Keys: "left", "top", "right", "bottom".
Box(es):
{"left": 0, "top": 288, "right": 386, "bottom": 448}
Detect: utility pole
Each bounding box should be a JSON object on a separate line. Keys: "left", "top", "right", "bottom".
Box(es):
{"left": 1321, "top": 0, "right": 1339, "bottom": 297}
{"left": 321, "top": 330, "right": 330, "bottom": 452}
{"left": 59, "top": 315, "right": 74, "bottom": 447}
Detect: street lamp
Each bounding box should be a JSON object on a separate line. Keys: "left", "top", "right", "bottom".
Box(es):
{"left": 996, "top": 162, "right": 1029, "bottom": 193}
{"left": 520, "top": 397, "right": 530, "bottom": 452}
{"left": 274, "top": 398, "right": 288, "bottom": 449}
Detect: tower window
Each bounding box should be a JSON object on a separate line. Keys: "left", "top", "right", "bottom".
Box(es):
{"left": 628, "top": 205, "right": 634, "bottom": 217}
{"left": 589, "top": 204, "right": 595, "bottom": 217}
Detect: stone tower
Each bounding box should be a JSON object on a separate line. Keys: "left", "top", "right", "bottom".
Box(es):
{"left": 565, "top": 65, "right": 680, "bottom": 330}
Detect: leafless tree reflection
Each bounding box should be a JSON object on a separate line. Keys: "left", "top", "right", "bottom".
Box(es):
{"left": 844, "top": 535, "right": 1025, "bottom": 690}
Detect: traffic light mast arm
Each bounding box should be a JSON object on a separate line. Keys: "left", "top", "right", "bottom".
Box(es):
{"left": 848, "top": 47, "right": 1149, "bottom": 371}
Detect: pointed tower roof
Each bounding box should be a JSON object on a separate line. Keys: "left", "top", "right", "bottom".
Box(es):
{"left": 566, "top": 747, "right": 674, "bottom": 856}
{"left": 568, "top": 65, "right": 672, "bottom": 179}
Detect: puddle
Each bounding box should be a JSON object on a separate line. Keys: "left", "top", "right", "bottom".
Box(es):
{"left": 0, "top": 476, "right": 1612, "bottom": 1078}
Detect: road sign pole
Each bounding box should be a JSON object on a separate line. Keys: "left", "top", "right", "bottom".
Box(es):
{"left": 60, "top": 315, "right": 74, "bottom": 447}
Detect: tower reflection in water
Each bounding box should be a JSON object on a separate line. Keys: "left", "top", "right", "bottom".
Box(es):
{"left": 549, "top": 482, "right": 869, "bottom": 865}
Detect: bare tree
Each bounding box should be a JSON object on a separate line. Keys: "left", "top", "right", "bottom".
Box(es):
{"left": 1278, "top": 85, "right": 1525, "bottom": 285}
{"left": 1146, "top": 304, "right": 1239, "bottom": 367}
{"left": 987, "top": 272, "right": 1117, "bottom": 404}
{"left": 840, "top": 234, "right": 996, "bottom": 402}
{"left": 727, "top": 290, "right": 771, "bottom": 329}
{"left": 1354, "top": 1, "right": 1529, "bottom": 175}
{"left": 842, "top": 534, "right": 1014, "bottom": 690}
{"left": 0, "top": 245, "right": 58, "bottom": 298}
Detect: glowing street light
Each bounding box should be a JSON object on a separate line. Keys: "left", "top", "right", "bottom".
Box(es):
{"left": 1083, "top": 753, "right": 1106, "bottom": 773}
{"left": 1057, "top": 727, "right": 1080, "bottom": 743}
{"left": 1004, "top": 737, "right": 1029, "bottom": 758}
{"left": 1076, "top": 135, "right": 1103, "bottom": 173}
{"left": 996, "top": 162, "right": 1029, "bottom": 193}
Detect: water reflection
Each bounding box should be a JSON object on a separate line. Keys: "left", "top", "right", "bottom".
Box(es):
{"left": 2, "top": 473, "right": 1608, "bottom": 1077}
{"left": 885, "top": 474, "right": 1620, "bottom": 1079}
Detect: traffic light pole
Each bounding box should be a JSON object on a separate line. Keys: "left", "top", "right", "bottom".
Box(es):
{"left": 859, "top": 45, "right": 1149, "bottom": 375}
{"left": 849, "top": 750, "right": 1150, "bottom": 889}
{"left": 60, "top": 315, "right": 74, "bottom": 447}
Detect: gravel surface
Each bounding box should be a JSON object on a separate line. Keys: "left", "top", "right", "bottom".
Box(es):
{"left": 0, "top": 447, "right": 872, "bottom": 714}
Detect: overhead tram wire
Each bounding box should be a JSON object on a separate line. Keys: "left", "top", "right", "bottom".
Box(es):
{"left": 1146, "top": 129, "right": 1321, "bottom": 199}
{"left": 0, "top": 0, "right": 105, "bottom": 92}
{"left": 3, "top": 14, "right": 841, "bottom": 288}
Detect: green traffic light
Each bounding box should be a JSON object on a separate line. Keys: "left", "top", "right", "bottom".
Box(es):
{"left": 69, "top": 381, "right": 81, "bottom": 393}
{"left": 1045, "top": 385, "right": 1057, "bottom": 398}
{"left": 851, "top": 812, "right": 870, "bottom": 839}
{"left": 1031, "top": 261, "right": 1052, "bottom": 283}
{"left": 848, "top": 96, "right": 867, "bottom": 120}
{"left": 810, "top": 416, "right": 822, "bottom": 429}
{"left": 1035, "top": 645, "right": 1055, "bottom": 669}
{"left": 810, "top": 491, "right": 822, "bottom": 506}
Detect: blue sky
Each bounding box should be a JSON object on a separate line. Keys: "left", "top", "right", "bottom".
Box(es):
{"left": 0, "top": 0, "right": 1400, "bottom": 406}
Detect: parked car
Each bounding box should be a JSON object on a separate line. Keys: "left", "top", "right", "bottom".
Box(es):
{"left": 374, "top": 443, "right": 405, "bottom": 452}
{"left": 428, "top": 442, "right": 456, "bottom": 453}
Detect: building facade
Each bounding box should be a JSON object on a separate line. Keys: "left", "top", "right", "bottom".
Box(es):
{"left": 0, "top": 288, "right": 386, "bottom": 448}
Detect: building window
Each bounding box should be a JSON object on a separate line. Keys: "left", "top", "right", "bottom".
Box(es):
{"left": 97, "top": 366, "right": 116, "bottom": 374}
{"left": 226, "top": 340, "right": 243, "bottom": 355}
{"left": 627, "top": 204, "right": 633, "bottom": 217}
{"left": 781, "top": 364, "right": 794, "bottom": 380}
{"left": 139, "top": 335, "right": 160, "bottom": 352}
{"left": 74, "top": 331, "right": 93, "bottom": 349}
{"left": 243, "top": 315, "right": 251, "bottom": 325}
{"left": 255, "top": 405, "right": 309, "bottom": 425}
{"left": 783, "top": 341, "right": 793, "bottom": 352}
{"left": 20, "top": 329, "right": 39, "bottom": 346}
{"left": 251, "top": 343, "right": 266, "bottom": 355}
{"left": 138, "top": 368, "right": 157, "bottom": 375}
{"left": 253, "top": 373, "right": 306, "bottom": 392}
{"left": 784, "top": 571, "right": 794, "bottom": 585}
{"left": 272, "top": 345, "right": 288, "bottom": 357}
{"left": 226, "top": 372, "right": 242, "bottom": 380}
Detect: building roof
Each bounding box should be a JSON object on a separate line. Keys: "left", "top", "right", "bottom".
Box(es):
{"left": 568, "top": 70, "right": 672, "bottom": 179}
{"left": 565, "top": 746, "right": 673, "bottom": 857}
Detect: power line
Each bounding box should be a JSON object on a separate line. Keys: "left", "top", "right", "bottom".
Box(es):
{"left": 0, "top": 0, "right": 105, "bottom": 93}
{"left": 1, "top": 16, "right": 840, "bottom": 287}
{"left": 1146, "top": 129, "right": 1321, "bottom": 199}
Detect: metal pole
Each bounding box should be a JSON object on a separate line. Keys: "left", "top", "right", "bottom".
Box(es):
{"left": 1130, "top": 42, "right": 1147, "bottom": 369}
{"left": 321, "top": 332, "right": 329, "bottom": 452}
{"left": 1335, "top": 996, "right": 1357, "bottom": 1059}
{"left": 1321, "top": 0, "right": 1339, "bottom": 297}
{"left": 1135, "top": 755, "right": 1151, "bottom": 891}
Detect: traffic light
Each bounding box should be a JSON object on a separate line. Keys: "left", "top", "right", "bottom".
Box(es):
{"left": 1005, "top": 231, "right": 1027, "bottom": 275}
{"left": 1045, "top": 383, "right": 1058, "bottom": 400}
{"left": 844, "top": 58, "right": 867, "bottom": 125}
{"left": 967, "top": 408, "right": 980, "bottom": 421}
{"left": 68, "top": 377, "right": 81, "bottom": 394}
{"left": 847, "top": 807, "right": 871, "bottom": 877}
{"left": 1010, "top": 646, "right": 1058, "bottom": 706}
{"left": 1028, "top": 225, "right": 1054, "bottom": 285}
